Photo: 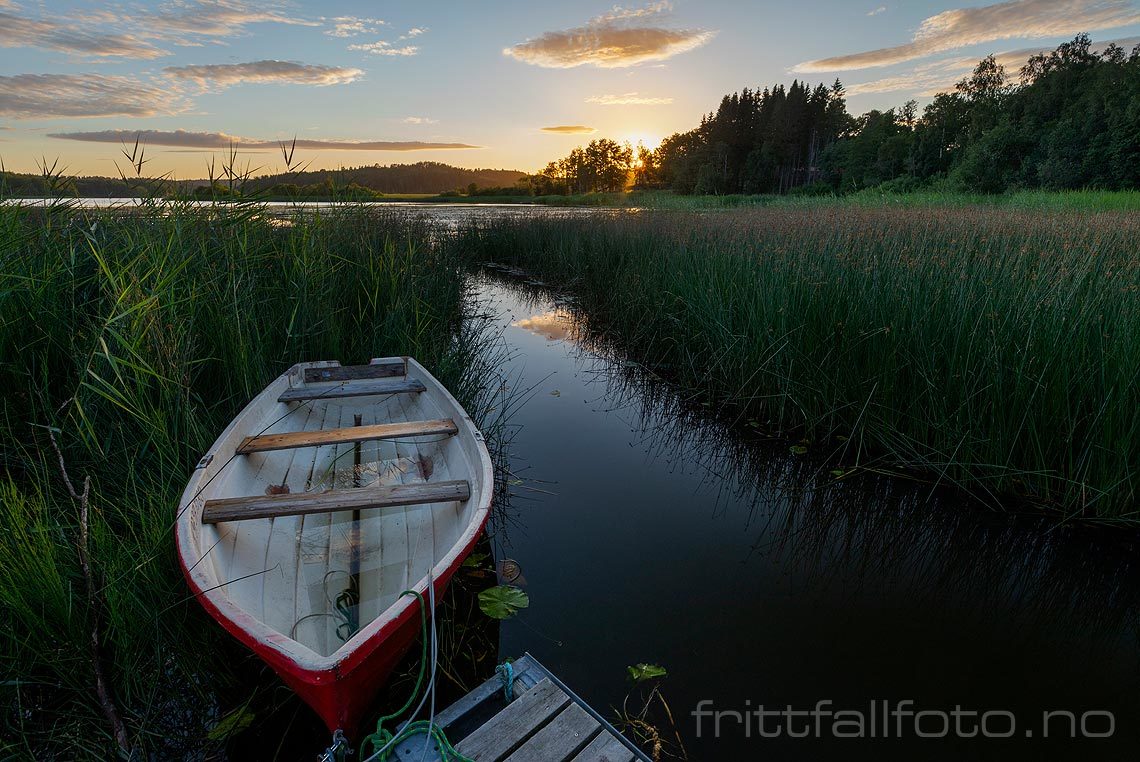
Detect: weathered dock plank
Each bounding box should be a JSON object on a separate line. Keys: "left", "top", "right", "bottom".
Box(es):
{"left": 388, "top": 653, "right": 650, "bottom": 762}
{"left": 457, "top": 678, "right": 570, "bottom": 761}
{"left": 504, "top": 703, "right": 600, "bottom": 762}
{"left": 571, "top": 731, "right": 637, "bottom": 762}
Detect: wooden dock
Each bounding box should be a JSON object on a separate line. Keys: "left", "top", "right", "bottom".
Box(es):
{"left": 387, "top": 653, "right": 650, "bottom": 761}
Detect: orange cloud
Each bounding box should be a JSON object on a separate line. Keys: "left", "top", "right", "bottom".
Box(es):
{"left": 845, "top": 35, "right": 1140, "bottom": 96}
{"left": 48, "top": 129, "right": 482, "bottom": 151}
{"left": 505, "top": 2, "right": 713, "bottom": 68}
{"left": 0, "top": 74, "right": 188, "bottom": 118}
{"left": 796, "top": 0, "right": 1140, "bottom": 72}
{"left": 586, "top": 92, "right": 673, "bottom": 105}
{"left": 164, "top": 61, "right": 363, "bottom": 89}
{"left": 540, "top": 125, "right": 597, "bottom": 134}
{"left": 0, "top": 8, "right": 164, "bottom": 58}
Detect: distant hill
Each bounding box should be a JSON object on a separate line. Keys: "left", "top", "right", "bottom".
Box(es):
{"left": 0, "top": 161, "right": 529, "bottom": 198}
{"left": 242, "top": 162, "right": 528, "bottom": 195}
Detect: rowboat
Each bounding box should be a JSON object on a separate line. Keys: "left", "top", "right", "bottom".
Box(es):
{"left": 175, "top": 357, "right": 493, "bottom": 733}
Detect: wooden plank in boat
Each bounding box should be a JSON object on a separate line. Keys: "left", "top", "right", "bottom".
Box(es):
{"left": 505, "top": 703, "right": 600, "bottom": 762}
{"left": 201, "top": 479, "right": 471, "bottom": 524}
{"left": 237, "top": 419, "right": 457, "bottom": 454}
{"left": 457, "top": 679, "right": 571, "bottom": 761}
{"left": 303, "top": 361, "right": 405, "bottom": 383}
{"left": 277, "top": 378, "right": 425, "bottom": 403}
{"left": 571, "top": 732, "right": 635, "bottom": 762}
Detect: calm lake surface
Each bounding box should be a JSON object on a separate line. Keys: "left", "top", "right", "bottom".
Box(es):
{"left": 473, "top": 273, "right": 1140, "bottom": 760}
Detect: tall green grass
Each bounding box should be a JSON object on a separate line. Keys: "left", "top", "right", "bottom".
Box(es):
{"left": 458, "top": 206, "right": 1140, "bottom": 519}
{"left": 0, "top": 200, "right": 492, "bottom": 756}
{"left": 518, "top": 188, "right": 1140, "bottom": 211}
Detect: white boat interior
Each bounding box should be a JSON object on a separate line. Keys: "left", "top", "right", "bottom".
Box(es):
{"left": 182, "top": 359, "right": 489, "bottom": 659}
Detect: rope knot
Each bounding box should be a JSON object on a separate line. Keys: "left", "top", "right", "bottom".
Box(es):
{"left": 496, "top": 661, "right": 515, "bottom": 703}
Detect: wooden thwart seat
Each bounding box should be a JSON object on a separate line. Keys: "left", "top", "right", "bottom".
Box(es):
{"left": 201, "top": 479, "right": 471, "bottom": 524}
{"left": 303, "top": 360, "right": 405, "bottom": 383}
{"left": 277, "top": 377, "right": 426, "bottom": 403}
{"left": 237, "top": 418, "right": 457, "bottom": 454}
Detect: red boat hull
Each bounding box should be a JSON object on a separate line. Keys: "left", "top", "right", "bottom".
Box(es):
{"left": 179, "top": 515, "right": 487, "bottom": 735}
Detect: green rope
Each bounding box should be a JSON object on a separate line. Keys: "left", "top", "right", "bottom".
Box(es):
{"left": 358, "top": 590, "right": 474, "bottom": 762}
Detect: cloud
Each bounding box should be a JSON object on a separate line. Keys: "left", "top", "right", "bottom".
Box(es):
{"left": 586, "top": 92, "right": 673, "bottom": 105}
{"left": 541, "top": 125, "right": 597, "bottom": 134}
{"left": 324, "top": 16, "right": 384, "bottom": 37}
{"left": 504, "top": 1, "right": 714, "bottom": 68}
{"left": 846, "top": 35, "right": 1140, "bottom": 95}
{"left": 401, "top": 27, "right": 427, "bottom": 39}
{"left": 0, "top": 1, "right": 320, "bottom": 58}
{"left": 163, "top": 61, "right": 363, "bottom": 89}
{"left": 868, "top": 6, "right": 887, "bottom": 16}
{"left": 348, "top": 40, "right": 419, "bottom": 56}
{"left": 48, "top": 129, "right": 481, "bottom": 151}
{"left": 0, "top": 74, "right": 188, "bottom": 118}
{"left": 402, "top": 116, "right": 438, "bottom": 124}
{"left": 0, "top": 9, "right": 165, "bottom": 58}
{"left": 140, "top": 1, "right": 318, "bottom": 40}
{"left": 796, "top": 0, "right": 1140, "bottom": 72}
{"left": 591, "top": 1, "right": 673, "bottom": 24}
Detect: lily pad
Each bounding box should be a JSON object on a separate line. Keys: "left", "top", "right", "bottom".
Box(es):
{"left": 478, "top": 585, "right": 530, "bottom": 619}
{"left": 790, "top": 445, "right": 808, "bottom": 455}
{"left": 627, "top": 663, "right": 668, "bottom": 683}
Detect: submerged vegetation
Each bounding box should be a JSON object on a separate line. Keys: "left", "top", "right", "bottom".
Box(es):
{"left": 0, "top": 200, "right": 507, "bottom": 757}
{"left": 459, "top": 206, "right": 1139, "bottom": 519}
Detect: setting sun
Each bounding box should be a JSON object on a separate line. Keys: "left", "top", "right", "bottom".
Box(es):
{"left": 620, "top": 132, "right": 664, "bottom": 151}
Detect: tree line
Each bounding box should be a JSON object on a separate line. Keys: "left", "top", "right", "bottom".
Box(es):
{"left": 534, "top": 35, "right": 1140, "bottom": 195}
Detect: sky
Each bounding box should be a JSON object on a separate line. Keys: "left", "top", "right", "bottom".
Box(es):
{"left": 1, "top": 0, "right": 1139, "bottom": 178}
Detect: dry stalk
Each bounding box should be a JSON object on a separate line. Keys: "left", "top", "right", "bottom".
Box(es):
{"left": 47, "top": 430, "right": 133, "bottom": 756}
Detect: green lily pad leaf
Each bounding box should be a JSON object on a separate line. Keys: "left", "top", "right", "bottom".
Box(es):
{"left": 830, "top": 469, "right": 846, "bottom": 477}
{"left": 207, "top": 705, "right": 255, "bottom": 741}
{"left": 790, "top": 445, "right": 808, "bottom": 455}
{"left": 627, "top": 663, "right": 668, "bottom": 683}
{"left": 462, "top": 552, "right": 490, "bottom": 569}
{"left": 479, "top": 585, "right": 530, "bottom": 619}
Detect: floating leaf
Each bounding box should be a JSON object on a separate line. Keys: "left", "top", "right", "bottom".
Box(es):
{"left": 549, "top": 389, "right": 561, "bottom": 397}
{"left": 790, "top": 445, "right": 808, "bottom": 455}
{"left": 462, "top": 552, "right": 490, "bottom": 569}
{"left": 479, "top": 585, "right": 529, "bottom": 619}
{"left": 830, "top": 469, "right": 846, "bottom": 477}
{"left": 207, "top": 706, "right": 255, "bottom": 741}
{"left": 627, "top": 663, "right": 668, "bottom": 683}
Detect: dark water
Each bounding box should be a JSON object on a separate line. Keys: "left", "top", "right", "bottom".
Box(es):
{"left": 475, "top": 273, "right": 1140, "bottom": 760}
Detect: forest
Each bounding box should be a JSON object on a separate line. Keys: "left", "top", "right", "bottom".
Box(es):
{"left": 535, "top": 35, "right": 1140, "bottom": 196}
{"left": 0, "top": 161, "right": 528, "bottom": 198}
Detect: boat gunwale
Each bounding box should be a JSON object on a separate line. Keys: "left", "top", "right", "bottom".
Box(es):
{"left": 175, "top": 358, "right": 494, "bottom": 675}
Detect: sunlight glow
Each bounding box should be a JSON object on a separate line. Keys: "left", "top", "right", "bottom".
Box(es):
{"left": 620, "top": 132, "right": 664, "bottom": 151}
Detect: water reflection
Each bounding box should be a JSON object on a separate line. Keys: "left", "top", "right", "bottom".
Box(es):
{"left": 511, "top": 310, "right": 576, "bottom": 342}
{"left": 478, "top": 270, "right": 1140, "bottom": 760}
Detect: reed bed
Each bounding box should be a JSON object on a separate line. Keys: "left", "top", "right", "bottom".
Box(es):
{"left": 0, "top": 200, "right": 498, "bottom": 757}
{"left": 458, "top": 206, "right": 1140, "bottom": 520}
